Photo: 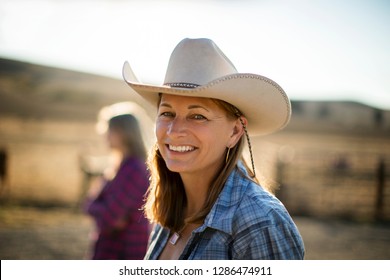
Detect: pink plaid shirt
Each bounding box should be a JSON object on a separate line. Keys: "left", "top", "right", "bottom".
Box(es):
{"left": 87, "top": 156, "right": 149, "bottom": 259}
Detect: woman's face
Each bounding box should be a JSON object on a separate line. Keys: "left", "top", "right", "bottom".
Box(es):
{"left": 156, "top": 94, "right": 243, "bottom": 177}
{"left": 107, "top": 127, "right": 123, "bottom": 150}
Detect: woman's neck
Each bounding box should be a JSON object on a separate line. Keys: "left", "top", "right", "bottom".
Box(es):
{"left": 180, "top": 172, "right": 213, "bottom": 218}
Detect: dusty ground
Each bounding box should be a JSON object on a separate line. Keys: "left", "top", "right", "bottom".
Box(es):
{"left": 0, "top": 205, "right": 389, "bottom": 260}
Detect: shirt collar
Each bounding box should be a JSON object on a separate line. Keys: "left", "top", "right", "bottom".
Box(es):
{"left": 196, "top": 161, "right": 252, "bottom": 235}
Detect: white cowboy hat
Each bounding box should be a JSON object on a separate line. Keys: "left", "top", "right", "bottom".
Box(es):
{"left": 122, "top": 38, "right": 291, "bottom": 136}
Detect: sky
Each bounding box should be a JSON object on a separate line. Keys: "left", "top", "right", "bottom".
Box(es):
{"left": 0, "top": 0, "right": 389, "bottom": 109}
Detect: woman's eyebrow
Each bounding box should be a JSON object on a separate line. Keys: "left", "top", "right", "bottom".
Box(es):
{"left": 159, "top": 102, "right": 172, "bottom": 108}
{"left": 188, "top": 104, "right": 209, "bottom": 112}
{"left": 159, "top": 102, "right": 210, "bottom": 112}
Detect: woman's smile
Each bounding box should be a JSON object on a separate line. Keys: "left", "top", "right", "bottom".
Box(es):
{"left": 167, "top": 144, "right": 196, "bottom": 153}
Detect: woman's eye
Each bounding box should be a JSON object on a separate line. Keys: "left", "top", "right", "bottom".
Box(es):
{"left": 192, "top": 114, "right": 207, "bottom": 120}
{"left": 159, "top": 111, "right": 174, "bottom": 118}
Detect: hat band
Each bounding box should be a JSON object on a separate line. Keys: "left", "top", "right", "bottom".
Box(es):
{"left": 164, "top": 82, "right": 200, "bottom": 89}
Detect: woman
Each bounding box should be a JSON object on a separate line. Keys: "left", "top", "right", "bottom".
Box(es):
{"left": 85, "top": 114, "right": 149, "bottom": 259}
{"left": 122, "top": 38, "right": 304, "bottom": 259}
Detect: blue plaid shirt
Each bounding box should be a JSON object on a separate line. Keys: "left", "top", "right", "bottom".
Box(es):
{"left": 144, "top": 162, "right": 305, "bottom": 260}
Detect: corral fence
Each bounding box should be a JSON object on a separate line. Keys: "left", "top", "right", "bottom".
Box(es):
{"left": 276, "top": 149, "right": 390, "bottom": 222}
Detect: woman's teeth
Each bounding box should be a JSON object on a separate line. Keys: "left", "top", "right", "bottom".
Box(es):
{"left": 169, "top": 145, "right": 195, "bottom": 152}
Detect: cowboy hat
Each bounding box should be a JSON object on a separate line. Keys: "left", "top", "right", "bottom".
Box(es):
{"left": 122, "top": 38, "right": 291, "bottom": 136}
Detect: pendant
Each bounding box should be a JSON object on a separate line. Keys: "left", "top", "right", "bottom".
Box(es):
{"left": 169, "top": 232, "right": 180, "bottom": 245}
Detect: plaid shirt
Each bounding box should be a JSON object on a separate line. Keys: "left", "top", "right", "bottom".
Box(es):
{"left": 144, "top": 162, "right": 305, "bottom": 260}
{"left": 87, "top": 156, "right": 149, "bottom": 259}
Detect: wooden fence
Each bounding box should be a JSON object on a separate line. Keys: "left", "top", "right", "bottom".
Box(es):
{"left": 276, "top": 150, "right": 390, "bottom": 222}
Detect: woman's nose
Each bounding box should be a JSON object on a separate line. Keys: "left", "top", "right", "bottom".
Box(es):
{"left": 167, "top": 117, "right": 187, "bottom": 137}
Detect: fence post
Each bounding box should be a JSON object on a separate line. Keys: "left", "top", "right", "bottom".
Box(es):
{"left": 375, "top": 158, "right": 385, "bottom": 221}
{"left": 275, "top": 158, "right": 285, "bottom": 200}
{"left": 0, "top": 148, "right": 8, "bottom": 200}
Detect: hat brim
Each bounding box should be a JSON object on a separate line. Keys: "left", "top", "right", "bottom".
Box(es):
{"left": 122, "top": 61, "right": 291, "bottom": 136}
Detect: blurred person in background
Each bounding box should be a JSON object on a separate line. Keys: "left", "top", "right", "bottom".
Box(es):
{"left": 122, "top": 38, "right": 304, "bottom": 259}
{"left": 84, "top": 113, "right": 149, "bottom": 259}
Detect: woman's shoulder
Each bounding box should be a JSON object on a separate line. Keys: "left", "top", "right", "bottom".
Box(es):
{"left": 114, "top": 157, "right": 149, "bottom": 187}
{"left": 120, "top": 156, "right": 148, "bottom": 173}
{"left": 220, "top": 164, "right": 290, "bottom": 228}
{"left": 230, "top": 179, "right": 305, "bottom": 259}
{"left": 233, "top": 178, "right": 294, "bottom": 230}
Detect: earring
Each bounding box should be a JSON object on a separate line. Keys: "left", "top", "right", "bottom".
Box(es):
{"left": 225, "top": 147, "right": 231, "bottom": 164}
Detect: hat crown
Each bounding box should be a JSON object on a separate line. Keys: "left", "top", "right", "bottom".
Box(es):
{"left": 164, "top": 38, "right": 238, "bottom": 87}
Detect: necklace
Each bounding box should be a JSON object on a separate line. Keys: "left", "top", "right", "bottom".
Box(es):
{"left": 169, "top": 224, "right": 187, "bottom": 245}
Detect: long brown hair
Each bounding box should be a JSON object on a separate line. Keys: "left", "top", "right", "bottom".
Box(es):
{"left": 143, "top": 98, "right": 256, "bottom": 232}
{"left": 108, "top": 114, "right": 147, "bottom": 161}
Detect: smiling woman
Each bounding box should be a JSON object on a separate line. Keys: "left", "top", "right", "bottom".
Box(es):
{"left": 122, "top": 38, "right": 305, "bottom": 260}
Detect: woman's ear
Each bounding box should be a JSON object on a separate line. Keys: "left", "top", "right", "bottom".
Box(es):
{"left": 228, "top": 117, "right": 247, "bottom": 148}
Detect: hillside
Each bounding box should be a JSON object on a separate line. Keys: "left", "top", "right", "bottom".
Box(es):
{"left": 0, "top": 58, "right": 136, "bottom": 121}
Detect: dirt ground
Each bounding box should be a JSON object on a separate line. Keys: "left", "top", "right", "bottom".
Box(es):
{"left": 0, "top": 205, "right": 389, "bottom": 260}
